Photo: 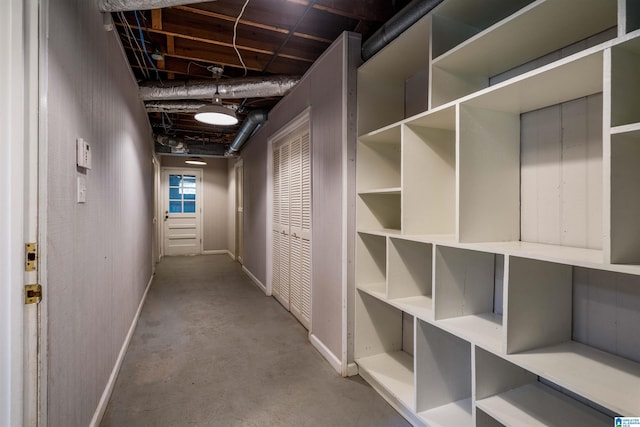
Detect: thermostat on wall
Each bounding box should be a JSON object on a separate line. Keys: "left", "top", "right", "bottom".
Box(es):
{"left": 76, "top": 138, "right": 92, "bottom": 169}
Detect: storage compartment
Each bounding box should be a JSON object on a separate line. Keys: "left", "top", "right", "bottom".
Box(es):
{"left": 457, "top": 52, "right": 605, "bottom": 263}
{"left": 355, "top": 291, "right": 415, "bottom": 413}
{"left": 415, "top": 320, "right": 472, "bottom": 426}
{"left": 358, "top": 16, "right": 431, "bottom": 134}
{"left": 357, "top": 126, "right": 401, "bottom": 192}
{"left": 430, "top": 0, "right": 535, "bottom": 58}
{"left": 475, "top": 348, "right": 610, "bottom": 426}
{"left": 356, "top": 232, "right": 387, "bottom": 295}
{"left": 357, "top": 193, "right": 401, "bottom": 232}
{"left": 387, "top": 237, "right": 433, "bottom": 320}
{"left": 433, "top": 246, "right": 503, "bottom": 352}
{"left": 610, "top": 38, "right": 640, "bottom": 128}
{"left": 431, "top": 0, "right": 616, "bottom": 106}
{"left": 402, "top": 106, "right": 456, "bottom": 236}
{"left": 506, "top": 257, "right": 640, "bottom": 416}
{"left": 609, "top": 130, "right": 640, "bottom": 264}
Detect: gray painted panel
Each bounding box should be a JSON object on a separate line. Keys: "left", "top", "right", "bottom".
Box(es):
{"left": 573, "top": 267, "right": 640, "bottom": 363}
{"left": 161, "top": 157, "right": 229, "bottom": 251}
{"left": 46, "top": 0, "right": 154, "bottom": 425}
{"left": 241, "top": 33, "right": 360, "bottom": 364}
{"left": 520, "top": 94, "right": 603, "bottom": 249}
{"left": 310, "top": 39, "right": 346, "bottom": 357}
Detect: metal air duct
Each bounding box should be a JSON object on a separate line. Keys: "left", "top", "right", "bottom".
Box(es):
{"left": 98, "top": 0, "right": 212, "bottom": 12}
{"left": 225, "top": 109, "right": 268, "bottom": 156}
{"left": 145, "top": 100, "right": 238, "bottom": 114}
{"left": 361, "top": 0, "right": 445, "bottom": 61}
{"left": 139, "top": 76, "right": 300, "bottom": 101}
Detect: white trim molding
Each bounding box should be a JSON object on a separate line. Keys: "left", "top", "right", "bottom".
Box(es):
{"left": 310, "top": 334, "right": 353, "bottom": 376}
{"left": 89, "top": 274, "right": 154, "bottom": 427}
{"left": 242, "top": 266, "right": 267, "bottom": 294}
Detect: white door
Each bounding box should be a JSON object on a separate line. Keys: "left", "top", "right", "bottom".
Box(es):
{"left": 235, "top": 161, "right": 244, "bottom": 264}
{"left": 162, "top": 168, "right": 203, "bottom": 256}
{"left": 271, "top": 121, "right": 311, "bottom": 330}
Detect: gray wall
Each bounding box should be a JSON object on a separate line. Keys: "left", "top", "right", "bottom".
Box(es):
{"left": 161, "top": 156, "right": 229, "bottom": 252}
{"left": 45, "top": 1, "right": 154, "bottom": 425}
{"left": 241, "top": 32, "right": 360, "bottom": 363}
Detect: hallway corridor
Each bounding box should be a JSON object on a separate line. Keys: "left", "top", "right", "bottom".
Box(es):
{"left": 100, "top": 255, "right": 409, "bottom": 427}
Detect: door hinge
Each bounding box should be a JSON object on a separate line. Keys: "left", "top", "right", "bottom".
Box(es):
{"left": 25, "top": 243, "right": 37, "bottom": 271}
{"left": 25, "top": 284, "right": 42, "bottom": 305}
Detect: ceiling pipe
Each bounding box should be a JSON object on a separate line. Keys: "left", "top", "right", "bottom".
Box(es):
{"left": 361, "top": 0, "right": 445, "bottom": 61}
{"left": 98, "top": 0, "right": 212, "bottom": 12}
{"left": 139, "top": 76, "right": 300, "bottom": 101}
{"left": 225, "top": 109, "right": 268, "bottom": 156}
{"left": 145, "top": 100, "right": 239, "bottom": 114}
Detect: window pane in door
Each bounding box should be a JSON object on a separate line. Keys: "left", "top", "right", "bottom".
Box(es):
{"left": 184, "top": 202, "right": 196, "bottom": 213}
{"left": 169, "top": 174, "right": 182, "bottom": 186}
{"left": 170, "top": 201, "right": 182, "bottom": 213}
{"left": 183, "top": 192, "right": 195, "bottom": 200}
{"left": 169, "top": 187, "right": 182, "bottom": 200}
{"left": 183, "top": 176, "right": 196, "bottom": 187}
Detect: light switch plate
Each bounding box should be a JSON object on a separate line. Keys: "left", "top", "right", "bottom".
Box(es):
{"left": 77, "top": 175, "right": 87, "bottom": 203}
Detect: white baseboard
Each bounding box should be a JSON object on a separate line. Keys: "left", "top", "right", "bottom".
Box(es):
{"left": 242, "top": 266, "right": 267, "bottom": 294}
{"left": 309, "top": 334, "right": 344, "bottom": 376}
{"left": 89, "top": 274, "right": 153, "bottom": 427}
{"left": 227, "top": 251, "right": 236, "bottom": 260}
{"left": 202, "top": 249, "right": 228, "bottom": 255}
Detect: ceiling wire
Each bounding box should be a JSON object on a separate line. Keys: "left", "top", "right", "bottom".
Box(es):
{"left": 134, "top": 11, "right": 162, "bottom": 82}
{"left": 233, "top": 0, "right": 251, "bottom": 77}
{"left": 262, "top": 0, "right": 316, "bottom": 73}
{"left": 118, "top": 12, "right": 150, "bottom": 79}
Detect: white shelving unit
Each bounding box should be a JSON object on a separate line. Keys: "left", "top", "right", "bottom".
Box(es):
{"left": 355, "top": 1, "right": 640, "bottom": 425}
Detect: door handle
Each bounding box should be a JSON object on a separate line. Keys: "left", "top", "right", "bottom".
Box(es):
{"left": 292, "top": 233, "right": 297, "bottom": 238}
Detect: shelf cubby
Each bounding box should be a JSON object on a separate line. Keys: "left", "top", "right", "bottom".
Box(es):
{"left": 609, "top": 129, "right": 640, "bottom": 264}
{"left": 458, "top": 51, "right": 604, "bottom": 256}
{"left": 506, "top": 257, "right": 640, "bottom": 416}
{"left": 402, "top": 106, "right": 456, "bottom": 235}
{"left": 415, "top": 320, "right": 472, "bottom": 426}
{"left": 356, "top": 232, "right": 387, "bottom": 296}
{"left": 610, "top": 36, "right": 640, "bottom": 127}
{"left": 355, "top": 291, "right": 415, "bottom": 416}
{"left": 625, "top": 0, "right": 640, "bottom": 34}
{"left": 357, "top": 126, "right": 401, "bottom": 192}
{"left": 357, "top": 16, "right": 431, "bottom": 134}
{"left": 387, "top": 237, "right": 433, "bottom": 321}
{"left": 475, "top": 348, "right": 611, "bottom": 426}
{"left": 434, "top": 246, "right": 503, "bottom": 353}
{"left": 430, "top": 0, "right": 616, "bottom": 106}
{"left": 357, "top": 193, "right": 401, "bottom": 233}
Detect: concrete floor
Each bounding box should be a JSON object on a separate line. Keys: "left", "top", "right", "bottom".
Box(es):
{"left": 101, "top": 255, "right": 410, "bottom": 427}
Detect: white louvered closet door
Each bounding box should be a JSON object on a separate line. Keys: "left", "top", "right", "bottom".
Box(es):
{"left": 271, "top": 123, "right": 311, "bottom": 330}
{"left": 272, "top": 143, "right": 291, "bottom": 307}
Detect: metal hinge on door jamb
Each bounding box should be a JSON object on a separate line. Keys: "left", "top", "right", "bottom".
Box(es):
{"left": 25, "top": 284, "right": 42, "bottom": 305}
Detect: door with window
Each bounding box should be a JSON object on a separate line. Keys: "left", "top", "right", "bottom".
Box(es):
{"left": 272, "top": 121, "right": 312, "bottom": 329}
{"left": 162, "top": 168, "right": 203, "bottom": 256}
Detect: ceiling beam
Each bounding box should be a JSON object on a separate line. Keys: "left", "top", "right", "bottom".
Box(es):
{"left": 174, "top": 5, "right": 334, "bottom": 44}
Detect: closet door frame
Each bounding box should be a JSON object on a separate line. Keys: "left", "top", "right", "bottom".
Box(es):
{"left": 267, "top": 108, "right": 312, "bottom": 326}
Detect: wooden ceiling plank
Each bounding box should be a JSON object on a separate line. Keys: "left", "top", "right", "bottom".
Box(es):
{"left": 115, "top": 21, "right": 316, "bottom": 63}
{"left": 166, "top": 35, "right": 176, "bottom": 79}
{"left": 151, "top": 9, "right": 163, "bottom": 30}
{"left": 173, "top": 5, "right": 333, "bottom": 44}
